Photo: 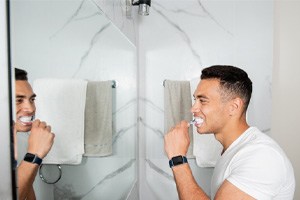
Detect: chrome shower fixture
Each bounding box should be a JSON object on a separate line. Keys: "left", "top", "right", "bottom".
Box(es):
{"left": 132, "top": 0, "right": 151, "bottom": 16}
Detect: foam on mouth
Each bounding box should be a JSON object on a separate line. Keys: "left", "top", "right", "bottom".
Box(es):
{"left": 19, "top": 116, "right": 35, "bottom": 123}
{"left": 189, "top": 117, "right": 204, "bottom": 126}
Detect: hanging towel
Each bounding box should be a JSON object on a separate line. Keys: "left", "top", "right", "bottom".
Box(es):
{"left": 190, "top": 78, "right": 223, "bottom": 167}
{"left": 84, "top": 81, "right": 112, "bottom": 157}
{"left": 33, "top": 78, "right": 87, "bottom": 165}
{"left": 164, "top": 80, "right": 194, "bottom": 158}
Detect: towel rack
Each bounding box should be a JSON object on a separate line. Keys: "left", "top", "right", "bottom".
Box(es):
{"left": 163, "top": 79, "right": 167, "bottom": 87}
{"left": 112, "top": 80, "right": 117, "bottom": 88}
{"left": 39, "top": 164, "right": 62, "bottom": 184}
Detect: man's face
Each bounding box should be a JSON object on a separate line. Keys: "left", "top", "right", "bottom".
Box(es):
{"left": 15, "top": 80, "right": 36, "bottom": 132}
{"left": 191, "top": 79, "right": 230, "bottom": 135}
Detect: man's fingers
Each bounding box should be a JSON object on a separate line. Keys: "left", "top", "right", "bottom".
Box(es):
{"left": 46, "top": 125, "right": 51, "bottom": 132}
{"left": 180, "top": 120, "right": 189, "bottom": 128}
{"left": 32, "top": 119, "right": 40, "bottom": 127}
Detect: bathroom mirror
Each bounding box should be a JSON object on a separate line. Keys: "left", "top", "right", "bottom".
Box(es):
{"left": 10, "top": 0, "right": 137, "bottom": 199}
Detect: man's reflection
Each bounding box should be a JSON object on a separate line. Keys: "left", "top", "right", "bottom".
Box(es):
{"left": 14, "top": 68, "right": 55, "bottom": 200}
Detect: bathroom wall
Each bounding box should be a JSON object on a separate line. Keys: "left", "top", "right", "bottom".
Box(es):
{"left": 8, "top": 0, "right": 276, "bottom": 199}
{"left": 10, "top": 0, "right": 137, "bottom": 199}
{"left": 272, "top": 1, "right": 300, "bottom": 198}
{"left": 138, "top": 0, "right": 273, "bottom": 199}
{"left": 93, "top": 0, "right": 139, "bottom": 45}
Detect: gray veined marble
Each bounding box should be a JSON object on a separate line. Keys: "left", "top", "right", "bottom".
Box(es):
{"left": 113, "top": 123, "right": 137, "bottom": 144}
{"left": 92, "top": 0, "right": 137, "bottom": 45}
{"left": 139, "top": 117, "right": 164, "bottom": 138}
{"left": 113, "top": 98, "right": 137, "bottom": 115}
{"left": 54, "top": 159, "right": 136, "bottom": 200}
{"left": 139, "top": 97, "right": 164, "bottom": 113}
{"left": 73, "top": 22, "right": 111, "bottom": 77}
{"left": 153, "top": 1, "right": 207, "bottom": 17}
{"left": 146, "top": 159, "right": 174, "bottom": 181}
{"left": 153, "top": 0, "right": 233, "bottom": 36}
{"left": 195, "top": 0, "right": 233, "bottom": 36}
{"left": 152, "top": 5, "right": 203, "bottom": 66}
{"left": 50, "top": 0, "right": 102, "bottom": 39}
{"left": 46, "top": 0, "right": 114, "bottom": 78}
{"left": 151, "top": 0, "right": 233, "bottom": 67}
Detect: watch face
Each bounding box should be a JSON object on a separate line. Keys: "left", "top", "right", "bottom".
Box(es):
{"left": 24, "top": 153, "right": 35, "bottom": 162}
{"left": 172, "top": 156, "right": 183, "bottom": 165}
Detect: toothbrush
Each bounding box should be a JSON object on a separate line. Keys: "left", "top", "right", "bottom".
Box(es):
{"left": 189, "top": 118, "right": 203, "bottom": 126}
{"left": 189, "top": 118, "right": 196, "bottom": 125}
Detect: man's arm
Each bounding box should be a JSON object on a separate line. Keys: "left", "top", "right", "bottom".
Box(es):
{"left": 17, "top": 119, "right": 55, "bottom": 200}
{"left": 164, "top": 121, "right": 209, "bottom": 200}
{"left": 214, "top": 180, "right": 255, "bottom": 200}
{"left": 17, "top": 161, "right": 38, "bottom": 200}
{"left": 173, "top": 164, "right": 210, "bottom": 200}
{"left": 27, "top": 185, "right": 36, "bottom": 200}
{"left": 164, "top": 121, "right": 255, "bottom": 200}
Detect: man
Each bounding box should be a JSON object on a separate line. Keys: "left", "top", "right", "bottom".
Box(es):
{"left": 15, "top": 68, "right": 55, "bottom": 200}
{"left": 164, "top": 65, "right": 295, "bottom": 199}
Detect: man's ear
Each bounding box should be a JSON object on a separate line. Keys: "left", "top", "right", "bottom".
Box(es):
{"left": 229, "top": 97, "right": 244, "bottom": 116}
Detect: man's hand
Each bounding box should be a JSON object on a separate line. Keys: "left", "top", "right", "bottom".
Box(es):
{"left": 164, "top": 121, "right": 190, "bottom": 159}
{"left": 27, "top": 119, "right": 55, "bottom": 159}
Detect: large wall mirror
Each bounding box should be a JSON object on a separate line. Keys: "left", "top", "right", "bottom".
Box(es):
{"left": 10, "top": 0, "right": 137, "bottom": 199}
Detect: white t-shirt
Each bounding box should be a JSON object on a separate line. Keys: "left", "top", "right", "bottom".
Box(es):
{"left": 211, "top": 127, "right": 295, "bottom": 200}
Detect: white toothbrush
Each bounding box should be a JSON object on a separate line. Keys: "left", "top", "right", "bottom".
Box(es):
{"left": 189, "top": 118, "right": 203, "bottom": 126}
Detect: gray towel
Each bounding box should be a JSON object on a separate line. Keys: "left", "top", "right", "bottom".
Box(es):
{"left": 164, "top": 80, "right": 193, "bottom": 158}
{"left": 84, "top": 81, "right": 112, "bottom": 156}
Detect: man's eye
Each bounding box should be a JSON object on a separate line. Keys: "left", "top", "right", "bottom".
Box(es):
{"left": 16, "top": 99, "right": 23, "bottom": 104}
{"left": 30, "top": 98, "right": 36, "bottom": 103}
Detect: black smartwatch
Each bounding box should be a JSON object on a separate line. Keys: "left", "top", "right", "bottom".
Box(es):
{"left": 169, "top": 155, "right": 188, "bottom": 168}
{"left": 23, "top": 153, "right": 43, "bottom": 166}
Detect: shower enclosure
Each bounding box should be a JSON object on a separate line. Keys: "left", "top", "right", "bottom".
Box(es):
{"left": 1, "top": 0, "right": 275, "bottom": 199}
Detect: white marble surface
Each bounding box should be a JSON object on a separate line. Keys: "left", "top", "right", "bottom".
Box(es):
{"left": 139, "top": 0, "right": 273, "bottom": 199}
{"left": 92, "top": 0, "right": 139, "bottom": 45}
{"left": 11, "top": 0, "right": 137, "bottom": 199}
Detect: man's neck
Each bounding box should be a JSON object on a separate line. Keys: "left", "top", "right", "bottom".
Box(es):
{"left": 215, "top": 120, "right": 249, "bottom": 153}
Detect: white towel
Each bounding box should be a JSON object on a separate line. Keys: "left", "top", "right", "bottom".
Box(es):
{"left": 164, "top": 80, "right": 194, "bottom": 158}
{"left": 190, "top": 78, "right": 223, "bottom": 167}
{"left": 33, "top": 78, "right": 87, "bottom": 165}
{"left": 84, "top": 81, "right": 112, "bottom": 157}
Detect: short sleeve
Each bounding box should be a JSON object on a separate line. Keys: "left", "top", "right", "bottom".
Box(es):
{"left": 226, "top": 145, "right": 286, "bottom": 200}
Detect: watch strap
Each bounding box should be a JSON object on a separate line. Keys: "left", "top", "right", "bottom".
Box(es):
{"left": 169, "top": 155, "right": 188, "bottom": 168}
{"left": 23, "top": 153, "right": 43, "bottom": 165}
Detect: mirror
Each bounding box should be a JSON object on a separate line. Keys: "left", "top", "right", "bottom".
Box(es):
{"left": 10, "top": 0, "right": 137, "bottom": 199}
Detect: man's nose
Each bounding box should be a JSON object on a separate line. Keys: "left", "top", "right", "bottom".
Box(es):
{"left": 191, "top": 101, "right": 200, "bottom": 113}
{"left": 23, "top": 100, "right": 35, "bottom": 113}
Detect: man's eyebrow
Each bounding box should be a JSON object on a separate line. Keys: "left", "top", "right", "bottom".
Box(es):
{"left": 16, "top": 95, "right": 25, "bottom": 99}
{"left": 193, "top": 94, "right": 209, "bottom": 99}
{"left": 16, "top": 94, "right": 36, "bottom": 99}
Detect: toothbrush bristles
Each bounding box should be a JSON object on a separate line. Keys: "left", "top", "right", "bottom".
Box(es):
{"left": 189, "top": 119, "right": 195, "bottom": 125}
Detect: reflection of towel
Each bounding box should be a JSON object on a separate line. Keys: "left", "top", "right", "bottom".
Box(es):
{"left": 84, "top": 81, "right": 112, "bottom": 157}
{"left": 164, "top": 80, "right": 193, "bottom": 158}
{"left": 33, "top": 78, "right": 87, "bottom": 165}
{"left": 190, "top": 78, "right": 223, "bottom": 167}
